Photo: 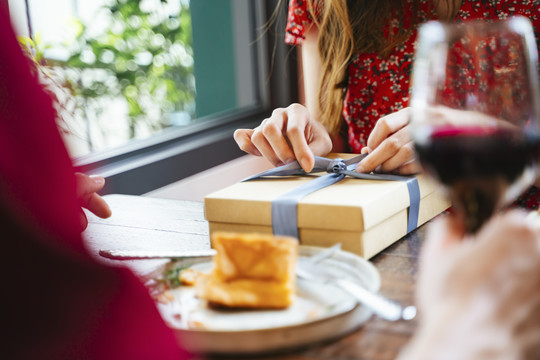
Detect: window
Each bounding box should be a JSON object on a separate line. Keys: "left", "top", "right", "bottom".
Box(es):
{"left": 8, "top": 0, "right": 297, "bottom": 194}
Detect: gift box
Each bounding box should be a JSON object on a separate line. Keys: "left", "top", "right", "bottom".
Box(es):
{"left": 204, "top": 154, "right": 450, "bottom": 259}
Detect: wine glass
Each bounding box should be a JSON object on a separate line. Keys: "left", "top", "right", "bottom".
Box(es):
{"left": 410, "top": 17, "right": 540, "bottom": 234}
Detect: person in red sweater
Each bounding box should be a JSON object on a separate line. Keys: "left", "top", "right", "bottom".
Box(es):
{"left": 0, "top": 7, "right": 189, "bottom": 360}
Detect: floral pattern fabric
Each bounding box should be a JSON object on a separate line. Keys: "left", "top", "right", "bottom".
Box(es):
{"left": 285, "top": 0, "right": 540, "bottom": 209}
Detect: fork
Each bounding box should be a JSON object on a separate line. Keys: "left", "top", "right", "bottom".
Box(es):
{"left": 296, "top": 253, "right": 416, "bottom": 321}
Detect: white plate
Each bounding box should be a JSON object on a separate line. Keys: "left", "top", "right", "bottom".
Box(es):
{"left": 155, "top": 245, "right": 380, "bottom": 355}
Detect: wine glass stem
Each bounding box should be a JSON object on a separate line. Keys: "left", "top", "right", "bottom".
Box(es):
{"left": 452, "top": 186, "right": 499, "bottom": 234}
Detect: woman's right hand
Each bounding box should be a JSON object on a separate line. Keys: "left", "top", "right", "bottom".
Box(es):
{"left": 234, "top": 103, "right": 333, "bottom": 172}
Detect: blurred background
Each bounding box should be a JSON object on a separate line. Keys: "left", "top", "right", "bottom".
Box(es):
{"left": 7, "top": 0, "right": 298, "bottom": 197}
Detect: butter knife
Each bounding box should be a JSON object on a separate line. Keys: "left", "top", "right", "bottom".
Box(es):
{"left": 100, "top": 243, "right": 340, "bottom": 261}
{"left": 99, "top": 248, "right": 217, "bottom": 260}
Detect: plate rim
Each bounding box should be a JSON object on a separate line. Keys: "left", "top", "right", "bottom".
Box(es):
{"left": 157, "top": 244, "right": 381, "bottom": 354}
{"left": 158, "top": 245, "right": 381, "bottom": 333}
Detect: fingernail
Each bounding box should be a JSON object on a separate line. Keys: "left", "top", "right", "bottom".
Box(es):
{"left": 356, "top": 164, "right": 365, "bottom": 173}
{"left": 90, "top": 175, "right": 105, "bottom": 186}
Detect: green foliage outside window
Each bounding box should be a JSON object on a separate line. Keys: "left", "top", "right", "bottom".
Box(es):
{"left": 23, "top": 0, "right": 196, "bottom": 148}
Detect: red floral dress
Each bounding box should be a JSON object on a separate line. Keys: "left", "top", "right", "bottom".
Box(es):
{"left": 285, "top": 0, "right": 540, "bottom": 209}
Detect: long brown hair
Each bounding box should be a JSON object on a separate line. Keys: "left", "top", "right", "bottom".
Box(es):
{"left": 307, "top": 0, "right": 460, "bottom": 136}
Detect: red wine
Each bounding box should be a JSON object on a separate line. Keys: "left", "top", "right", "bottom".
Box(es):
{"left": 415, "top": 126, "right": 540, "bottom": 232}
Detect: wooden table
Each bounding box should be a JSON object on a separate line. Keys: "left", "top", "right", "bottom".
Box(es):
{"left": 84, "top": 194, "right": 427, "bottom": 360}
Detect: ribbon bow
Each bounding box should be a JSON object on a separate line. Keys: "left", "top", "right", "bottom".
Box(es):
{"left": 243, "top": 154, "right": 420, "bottom": 240}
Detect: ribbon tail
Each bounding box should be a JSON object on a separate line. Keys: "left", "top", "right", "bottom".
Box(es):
{"left": 404, "top": 178, "right": 421, "bottom": 234}
{"left": 242, "top": 161, "right": 306, "bottom": 181}
{"left": 340, "top": 170, "right": 412, "bottom": 181}
{"left": 342, "top": 170, "right": 421, "bottom": 233}
{"left": 343, "top": 153, "right": 368, "bottom": 166}
{"left": 272, "top": 173, "right": 345, "bottom": 239}
{"left": 243, "top": 156, "right": 334, "bottom": 181}
{"left": 312, "top": 156, "right": 333, "bottom": 171}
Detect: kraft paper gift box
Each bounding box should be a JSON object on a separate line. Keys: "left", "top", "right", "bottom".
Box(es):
{"left": 204, "top": 154, "right": 450, "bottom": 259}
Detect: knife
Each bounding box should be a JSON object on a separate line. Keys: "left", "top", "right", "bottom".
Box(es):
{"left": 100, "top": 243, "right": 340, "bottom": 261}
{"left": 99, "top": 248, "right": 217, "bottom": 260}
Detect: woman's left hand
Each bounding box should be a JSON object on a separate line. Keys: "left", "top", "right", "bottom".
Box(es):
{"left": 356, "top": 107, "right": 422, "bottom": 175}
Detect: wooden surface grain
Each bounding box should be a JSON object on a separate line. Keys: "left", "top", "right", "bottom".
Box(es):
{"left": 84, "top": 194, "right": 429, "bottom": 360}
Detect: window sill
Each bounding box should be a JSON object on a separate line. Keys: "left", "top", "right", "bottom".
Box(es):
{"left": 74, "top": 108, "right": 268, "bottom": 195}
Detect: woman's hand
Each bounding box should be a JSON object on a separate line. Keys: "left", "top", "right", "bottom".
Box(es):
{"left": 234, "top": 103, "right": 333, "bottom": 172}
{"left": 235, "top": 27, "right": 332, "bottom": 173}
{"left": 398, "top": 211, "right": 540, "bottom": 359}
{"left": 358, "top": 105, "right": 515, "bottom": 176}
{"left": 75, "top": 172, "right": 112, "bottom": 231}
{"left": 356, "top": 107, "right": 421, "bottom": 175}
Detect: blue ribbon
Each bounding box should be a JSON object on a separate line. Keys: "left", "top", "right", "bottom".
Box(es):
{"left": 243, "top": 154, "right": 420, "bottom": 240}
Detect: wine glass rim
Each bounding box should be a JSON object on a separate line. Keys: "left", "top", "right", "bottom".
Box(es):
{"left": 412, "top": 16, "right": 540, "bottom": 132}
{"left": 419, "top": 15, "right": 535, "bottom": 33}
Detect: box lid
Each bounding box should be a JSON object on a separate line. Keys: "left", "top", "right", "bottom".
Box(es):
{"left": 204, "top": 155, "right": 439, "bottom": 232}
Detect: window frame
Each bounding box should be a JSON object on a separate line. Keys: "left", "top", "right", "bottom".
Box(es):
{"left": 11, "top": 0, "right": 298, "bottom": 195}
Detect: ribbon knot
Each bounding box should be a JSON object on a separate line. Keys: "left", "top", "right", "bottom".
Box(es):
{"left": 327, "top": 158, "right": 347, "bottom": 173}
